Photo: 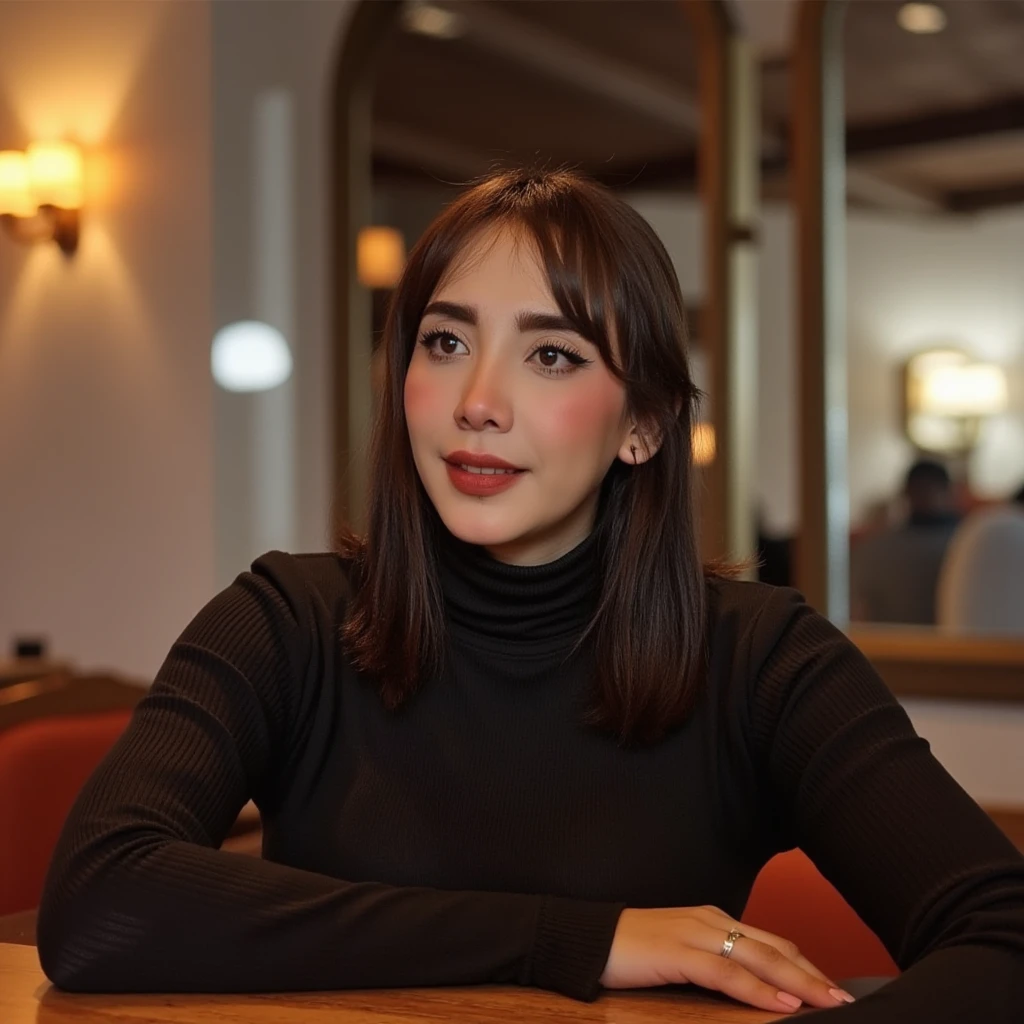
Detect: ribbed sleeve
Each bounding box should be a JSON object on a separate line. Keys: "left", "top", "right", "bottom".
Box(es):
{"left": 749, "top": 588, "right": 1024, "bottom": 1022}
{"left": 528, "top": 896, "right": 627, "bottom": 1001}
{"left": 36, "top": 553, "right": 621, "bottom": 999}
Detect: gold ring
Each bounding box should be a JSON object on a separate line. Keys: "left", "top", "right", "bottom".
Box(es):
{"left": 720, "top": 929, "right": 743, "bottom": 958}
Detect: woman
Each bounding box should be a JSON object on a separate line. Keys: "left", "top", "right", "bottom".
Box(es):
{"left": 39, "top": 170, "right": 1024, "bottom": 1019}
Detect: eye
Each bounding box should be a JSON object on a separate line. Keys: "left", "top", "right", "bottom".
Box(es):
{"left": 528, "top": 343, "right": 593, "bottom": 376}
{"left": 418, "top": 328, "right": 467, "bottom": 358}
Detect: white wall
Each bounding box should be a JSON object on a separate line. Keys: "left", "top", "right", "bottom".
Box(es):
{"left": 902, "top": 698, "right": 1024, "bottom": 809}
{"left": 0, "top": 0, "right": 359, "bottom": 676}
{"left": 0, "top": 1, "right": 215, "bottom": 680}
{"left": 847, "top": 209, "right": 1024, "bottom": 520}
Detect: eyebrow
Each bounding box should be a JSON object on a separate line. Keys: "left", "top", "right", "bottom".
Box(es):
{"left": 421, "top": 301, "right": 580, "bottom": 335}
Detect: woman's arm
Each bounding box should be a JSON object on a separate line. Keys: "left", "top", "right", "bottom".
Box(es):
{"left": 37, "top": 553, "right": 622, "bottom": 999}
{"left": 751, "top": 590, "right": 1024, "bottom": 1021}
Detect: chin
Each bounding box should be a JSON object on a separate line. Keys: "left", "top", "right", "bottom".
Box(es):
{"left": 436, "top": 505, "right": 525, "bottom": 549}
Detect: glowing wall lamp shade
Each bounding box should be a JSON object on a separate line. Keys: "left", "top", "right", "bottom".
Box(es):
{"left": 905, "top": 348, "right": 1007, "bottom": 454}
{"left": 897, "top": 3, "right": 947, "bottom": 34}
{"left": 212, "top": 321, "right": 293, "bottom": 393}
{"left": 0, "top": 141, "right": 84, "bottom": 255}
{"left": 0, "top": 151, "right": 36, "bottom": 217}
{"left": 26, "top": 141, "right": 84, "bottom": 209}
{"left": 918, "top": 362, "right": 1007, "bottom": 418}
{"left": 357, "top": 226, "right": 405, "bottom": 288}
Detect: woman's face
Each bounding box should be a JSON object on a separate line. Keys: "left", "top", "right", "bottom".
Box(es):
{"left": 404, "top": 226, "right": 642, "bottom": 566}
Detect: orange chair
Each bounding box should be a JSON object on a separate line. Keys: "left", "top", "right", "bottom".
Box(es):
{"left": 0, "top": 709, "right": 133, "bottom": 915}
{"left": 742, "top": 849, "right": 899, "bottom": 981}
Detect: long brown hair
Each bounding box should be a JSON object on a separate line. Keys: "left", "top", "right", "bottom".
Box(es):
{"left": 337, "top": 168, "right": 712, "bottom": 745}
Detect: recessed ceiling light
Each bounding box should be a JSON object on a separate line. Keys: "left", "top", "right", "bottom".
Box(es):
{"left": 401, "top": 2, "right": 466, "bottom": 41}
{"left": 897, "top": 3, "right": 947, "bottom": 34}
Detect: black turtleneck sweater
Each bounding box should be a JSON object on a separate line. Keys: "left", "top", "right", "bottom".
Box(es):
{"left": 38, "top": 531, "right": 1024, "bottom": 1020}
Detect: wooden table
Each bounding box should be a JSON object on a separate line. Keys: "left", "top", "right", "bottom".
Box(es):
{"left": 0, "top": 942, "right": 785, "bottom": 1023}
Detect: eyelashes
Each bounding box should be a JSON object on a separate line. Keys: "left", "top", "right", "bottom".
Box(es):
{"left": 417, "top": 327, "right": 593, "bottom": 377}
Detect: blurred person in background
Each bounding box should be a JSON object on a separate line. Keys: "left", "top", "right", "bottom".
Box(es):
{"left": 38, "top": 170, "right": 1024, "bottom": 1022}
{"left": 937, "top": 483, "right": 1024, "bottom": 635}
{"left": 850, "top": 459, "right": 960, "bottom": 624}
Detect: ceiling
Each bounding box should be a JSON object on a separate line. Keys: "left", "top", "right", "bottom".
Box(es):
{"left": 369, "top": 0, "right": 1024, "bottom": 214}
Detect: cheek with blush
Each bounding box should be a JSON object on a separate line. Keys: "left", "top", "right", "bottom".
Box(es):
{"left": 403, "top": 367, "right": 440, "bottom": 430}
{"left": 536, "top": 385, "right": 626, "bottom": 464}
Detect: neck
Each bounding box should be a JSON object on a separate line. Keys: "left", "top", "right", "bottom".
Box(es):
{"left": 436, "top": 522, "right": 601, "bottom": 652}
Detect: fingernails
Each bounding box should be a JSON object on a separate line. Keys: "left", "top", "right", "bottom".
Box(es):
{"left": 777, "top": 992, "right": 803, "bottom": 1010}
{"left": 829, "top": 987, "right": 856, "bottom": 1004}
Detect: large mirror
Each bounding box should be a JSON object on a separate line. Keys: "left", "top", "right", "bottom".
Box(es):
{"left": 840, "top": 0, "right": 1024, "bottom": 642}
{"left": 789, "top": 0, "right": 1024, "bottom": 811}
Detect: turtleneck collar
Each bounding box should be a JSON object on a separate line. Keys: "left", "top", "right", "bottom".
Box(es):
{"left": 436, "top": 524, "right": 602, "bottom": 653}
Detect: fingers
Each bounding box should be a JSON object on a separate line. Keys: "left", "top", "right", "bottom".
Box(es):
{"left": 723, "top": 933, "right": 853, "bottom": 1010}
{"left": 677, "top": 949, "right": 809, "bottom": 1014}
{"left": 731, "top": 921, "right": 834, "bottom": 984}
{"left": 691, "top": 906, "right": 837, "bottom": 987}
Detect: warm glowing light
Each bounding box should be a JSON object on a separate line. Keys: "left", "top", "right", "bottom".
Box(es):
{"left": 212, "top": 321, "right": 293, "bottom": 392}
{"left": 26, "top": 141, "right": 84, "bottom": 208}
{"left": 1, "top": 1, "right": 164, "bottom": 146}
{"left": 0, "top": 151, "right": 36, "bottom": 217}
{"left": 919, "top": 363, "right": 1007, "bottom": 418}
{"left": 905, "top": 348, "right": 1007, "bottom": 454}
{"left": 401, "top": 2, "right": 467, "bottom": 39}
{"left": 357, "top": 226, "right": 406, "bottom": 288}
{"left": 897, "top": 3, "right": 947, "bottom": 34}
{"left": 692, "top": 422, "right": 716, "bottom": 466}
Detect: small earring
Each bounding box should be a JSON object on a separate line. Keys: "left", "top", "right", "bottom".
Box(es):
{"left": 630, "top": 444, "right": 637, "bottom": 465}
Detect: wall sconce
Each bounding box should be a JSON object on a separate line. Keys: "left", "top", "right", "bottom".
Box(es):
{"left": 0, "top": 142, "right": 83, "bottom": 257}
{"left": 692, "top": 422, "right": 716, "bottom": 467}
{"left": 357, "top": 226, "right": 405, "bottom": 289}
{"left": 904, "top": 348, "right": 1008, "bottom": 455}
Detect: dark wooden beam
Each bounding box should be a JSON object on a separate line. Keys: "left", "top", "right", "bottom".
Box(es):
{"left": 946, "top": 180, "right": 1024, "bottom": 213}
{"left": 372, "top": 152, "right": 705, "bottom": 192}
{"left": 846, "top": 97, "right": 1024, "bottom": 157}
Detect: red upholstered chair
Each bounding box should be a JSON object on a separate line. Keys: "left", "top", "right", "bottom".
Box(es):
{"left": 742, "top": 849, "right": 899, "bottom": 982}
{"left": 0, "top": 709, "right": 133, "bottom": 915}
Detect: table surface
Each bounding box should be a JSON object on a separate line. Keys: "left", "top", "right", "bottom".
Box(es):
{"left": 1, "top": 943, "right": 785, "bottom": 1023}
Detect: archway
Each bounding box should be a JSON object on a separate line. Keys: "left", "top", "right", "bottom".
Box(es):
{"left": 330, "top": 0, "right": 758, "bottom": 568}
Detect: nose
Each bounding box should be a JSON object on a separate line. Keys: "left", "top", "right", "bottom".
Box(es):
{"left": 455, "top": 355, "right": 512, "bottom": 431}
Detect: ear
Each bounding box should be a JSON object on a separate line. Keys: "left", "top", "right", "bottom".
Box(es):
{"left": 617, "top": 399, "right": 683, "bottom": 466}
{"left": 618, "top": 422, "right": 661, "bottom": 466}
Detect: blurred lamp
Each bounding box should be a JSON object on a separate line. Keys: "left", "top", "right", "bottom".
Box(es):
{"left": 904, "top": 348, "right": 1007, "bottom": 454}
{"left": 0, "top": 141, "right": 83, "bottom": 256}
{"left": 212, "top": 321, "right": 293, "bottom": 393}
{"left": 0, "top": 151, "right": 35, "bottom": 217}
{"left": 897, "top": 3, "right": 947, "bottom": 34}
{"left": 401, "top": 2, "right": 466, "bottom": 40}
{"left": 692, "top": 422, "right": 716, "bottom": 467}
{"left": 357, "top": 226, "right": 406, "bottom": 289}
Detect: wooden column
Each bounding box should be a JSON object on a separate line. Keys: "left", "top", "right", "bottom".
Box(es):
{"left": 793, "top": 0, "right": 850, "bottom": 619}
{"left": 331, "top": 1, "right": 401, "bottom": 534}
{"left": 683, "top": 0, "right": 760, "bottom": 567}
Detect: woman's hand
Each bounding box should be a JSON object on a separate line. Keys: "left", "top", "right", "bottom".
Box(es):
{"left": 599, "top": 905, "right": 857, "bottom": 1013}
